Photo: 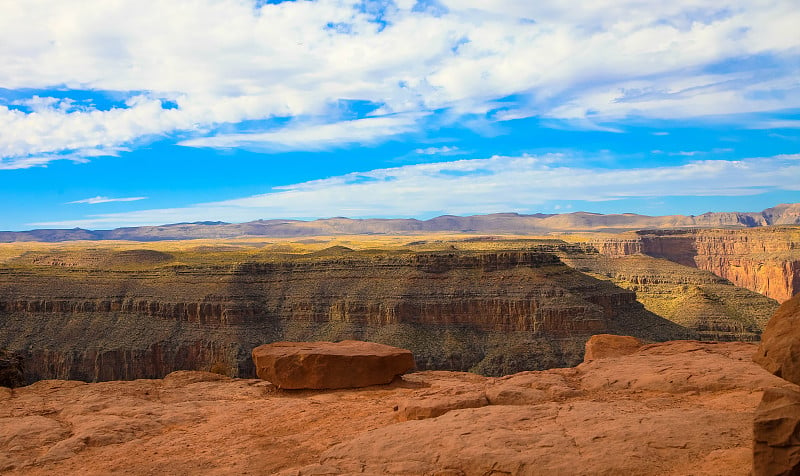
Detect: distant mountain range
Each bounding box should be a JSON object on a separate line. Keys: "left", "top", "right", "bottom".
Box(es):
{"left": 2, "top": 203, "right": 799, "bottom": 242}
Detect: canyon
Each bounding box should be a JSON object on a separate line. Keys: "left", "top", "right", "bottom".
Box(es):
{"left": 1, "top": 216, "right": 799, "bottom": 474}
{"left": 0, "top": 245, "right": 695, "bottom": 383}
{"left": 590, "top": 227, "right": 800, "bottom": 302}
{"left": 0, "top": 229, "right": 789, "bottom": 384}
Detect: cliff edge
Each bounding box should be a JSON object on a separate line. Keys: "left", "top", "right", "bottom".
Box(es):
{"left": 0, "top": 339, "right": 793, "bottom": 475}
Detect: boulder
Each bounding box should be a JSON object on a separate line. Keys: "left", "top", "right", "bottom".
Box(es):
{"left": 252, "top": 340, "right": 414, "bottom": 389}
{"left": 583, "top": 334, "right": 643, "bottom": 362}
{"left": 753, "top": 387, "right": 800, "bottom": 476}
{"left": 754, "top": 294, "right": 800, "bottom": 385}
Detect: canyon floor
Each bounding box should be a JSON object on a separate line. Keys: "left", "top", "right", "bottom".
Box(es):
{"left": 2, "top": 339, "right": 795, "bottom": 475}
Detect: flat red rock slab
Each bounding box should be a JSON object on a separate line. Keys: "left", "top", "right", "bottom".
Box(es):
{"left": 252, "top": 340, "right": 415, "bottom": 389}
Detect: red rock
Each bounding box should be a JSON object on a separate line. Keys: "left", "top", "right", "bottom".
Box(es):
{"left": 754, "top": 294, "right": 800, "bottom": 386}
{"left": 583, "top": 334, "right": 643, "bottom": 362}
{"left": 485, "top": 384, "right": 548, "bottom": 405}
{"left": 581, "top": 340, "right": 788, "bottom": 394}
{"left": 396, "top": 391, "right": 488, "bottom": 421}
{"left": 252, "top": 340, "right": 415, "bottom": 389}
{"left": 753, "top": 387, "right": 800, "bottom": 476}
{"left": 0, "top": 340, "right": 790, "bottom": 475}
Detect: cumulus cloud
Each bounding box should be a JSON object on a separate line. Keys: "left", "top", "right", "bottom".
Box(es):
{"left": 0, "top": 0, "right": 798, "bottom": 165}
{"left": 31, "top": 153, "right": 800, "bottom": 228}
{"left": 67, "top": 196, "right": 148, "bottom": 204}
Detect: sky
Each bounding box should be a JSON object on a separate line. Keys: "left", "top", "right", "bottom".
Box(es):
{"left": 1, "top": 0, "right": 799, "bottom": 231}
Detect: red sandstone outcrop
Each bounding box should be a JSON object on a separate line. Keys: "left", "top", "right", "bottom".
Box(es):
{"left": 252, "top": 340, "right": 414, "bottom": 389}
{"left": 753, "top": 387, "right": 800, "bottom": 475}
{"left": 583, "top": 334, "right": 643, "bottom": 361}
{"left": 754, "top": 294, "right": 800, "bottom": 385}
{"left": 753, "top": 294, "right": 800, "bottom": 475}
{"left": 0, "top": 340, "right": 794, "bottom": 475}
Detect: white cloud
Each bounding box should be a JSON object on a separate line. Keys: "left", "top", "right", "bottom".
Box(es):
{"left": 413, "top": 146, "right": 461, "bottom": 155}
{"left": 30, "top": 153, "right": 800, "bottom": 228}
{"left": 178, "top": 114, "right": 423, "bottom": 151}
{"left": 748, "top": 120, "right": 800, "bottom": 129}
{"left": 0, "top": 147, "right": 127, "bottom": 170}
{"left": 67, "top": 196, "right": 148, "bottom": 204}
{"left": 0, "top": 0, "right": 797, "bottom": 164}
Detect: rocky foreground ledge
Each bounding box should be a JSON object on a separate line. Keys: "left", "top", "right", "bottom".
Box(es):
{"left": 1, "top": 338, "right": 796, "bottom": 476}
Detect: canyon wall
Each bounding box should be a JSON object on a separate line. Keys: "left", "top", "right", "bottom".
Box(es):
{"left": 591, "top": 227, "right": 800, "bottom": 302}
{"left": 559, "top": 252, "right": 778, "bottom": 342}
{"left": 0, "top": 250, "right": 690, "bottom": 383}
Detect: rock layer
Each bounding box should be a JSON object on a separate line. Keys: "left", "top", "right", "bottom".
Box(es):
{"left": 559, "top": 249, "right": 778, "bottom": 341}
{"left": 0, "top": 350, "right": 23, "bottom": 388}
{"left": 591, "top": 227, "right": 800, "bottom": 302}
{"left": 0, "top": 249, "right": 689, "bottom": 383}
{"left": 252, "top": 340, "right": 414, "bottom": 389}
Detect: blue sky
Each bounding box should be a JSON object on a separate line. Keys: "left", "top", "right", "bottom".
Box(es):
{"left": 1, "top": 0, "right": 799, "bottom": 231}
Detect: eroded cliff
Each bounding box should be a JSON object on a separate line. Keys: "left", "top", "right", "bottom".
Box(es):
{"left": 559, "top": 251, "right": 778, "bottom": 342}
{"left": 590, "top": 227, "right": 800, "bottom": 302}
{"left": 0, "top": 248, "right": 690, "bottom": 383}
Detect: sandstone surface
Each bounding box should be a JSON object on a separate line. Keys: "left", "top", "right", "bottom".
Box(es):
{"left": 0, "top": 340, "right": 794, "bottom": 475}
{"left": 754, "top": 294, "right": 800, "bottom": 386}
{"left": 252, "top": 340, "right": 414, "bottom": 389}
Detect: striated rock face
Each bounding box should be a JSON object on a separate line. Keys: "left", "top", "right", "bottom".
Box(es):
{"left": 252, "top": 340, "right": 414, "bottom": 389}
{"left": 0, "top": 340, "right": 792, "bottom": 475}
{"left": 591, "top": 227, "right": 800, "bottom": 302}
{"left": 559, "top": 250, "right": 778, "bottom": 342}
{"left": 0, "top": 350, "right": 23, "bottom": 388}
{"left": 753, "top": 294, "right": 800, "bottom": 475}
{"left": 754, "top": 294, "right": 800, "bottom": 385}
{"left": 0, "top": 249, "right": 689, "bottom": 383}
{"left": 753, "top": 387, "right": 800, "bottom": 476}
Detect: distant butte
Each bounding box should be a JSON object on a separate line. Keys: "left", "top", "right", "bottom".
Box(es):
{"left": 1, "top": 203, "right": 798, "bottom": 242}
